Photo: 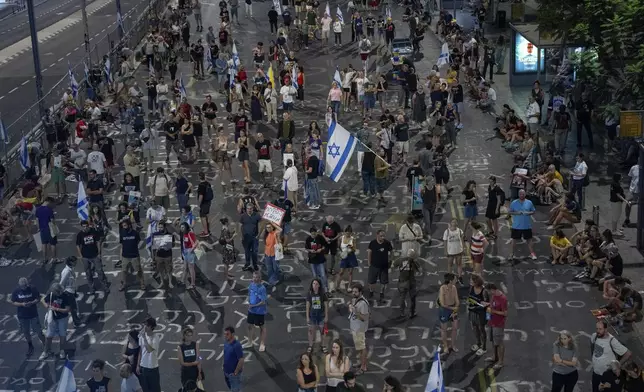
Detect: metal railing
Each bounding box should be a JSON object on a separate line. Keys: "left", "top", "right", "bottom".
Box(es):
{"left": 1, "top": 0, "right": 169, "bottom": 196}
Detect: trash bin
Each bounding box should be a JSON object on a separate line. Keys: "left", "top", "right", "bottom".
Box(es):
{"left": 497, "top": 10, "right": 506, "bottom": 29}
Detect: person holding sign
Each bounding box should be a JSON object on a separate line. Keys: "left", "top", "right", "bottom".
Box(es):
{"left": 152, "top": 222, "right": 176, "bottom": 289}
{"left": 260, "top": 223, "right": 282, "bottom": 286}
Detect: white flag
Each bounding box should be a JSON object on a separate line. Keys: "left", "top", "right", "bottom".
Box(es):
{"left": 436, "top": 42, "right": 450, "bottom": 67}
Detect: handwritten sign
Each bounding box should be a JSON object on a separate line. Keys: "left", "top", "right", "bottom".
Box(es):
{"left": 262, "top": 203, "right": 285, "bottom": 226}
{"left": 619, "top": 111, "right": 643, "bottom": 138}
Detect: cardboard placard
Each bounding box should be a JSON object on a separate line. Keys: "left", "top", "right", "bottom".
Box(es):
{"left": 262, "top": 203, "right": 285, "bottom": 226}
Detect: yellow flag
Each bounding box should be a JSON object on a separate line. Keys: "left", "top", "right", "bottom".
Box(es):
{"left": 268, "top": 64, "right": 275, "bottom": 87}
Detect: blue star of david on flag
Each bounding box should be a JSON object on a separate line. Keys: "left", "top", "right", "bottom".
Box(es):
{"left": 325, "top": 121, "right": 356, "bottom": 182}
{"left": 328, "top": 143, "right": 341, "bottom": 158}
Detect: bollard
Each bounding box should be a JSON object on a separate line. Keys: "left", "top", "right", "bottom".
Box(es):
{"left": 592, "top": 205, "right": 600, "bottom": 226}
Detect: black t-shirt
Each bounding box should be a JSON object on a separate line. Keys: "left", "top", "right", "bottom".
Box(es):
{"left": 77, "top": 229, "right": 100, "bottom": 258}
{"left": 120, "top": 181, "right": 140, "bottom": 195}
{"left": 395, "top": 123, "right": 410, "bottom": 141}
{"left": 202, "top": 102, "right": 218, "bottom": 119}
{"left": 600, "top": 369, "right": 625, "bottom": 392}
{"left": 306, "top": 235, "right": 328, "bottom": 264}
{"left": 610, "top": 183, "right": 625, "bottom": 203}
{"left": 97, "top": 136, "right": 115, "bottom": 160}
{"left": 462, "top": 190, "right": 476, "bottom": 206}
{"left": 368, "top": 239, "right": 393, "bottom": 268}
{"left": 307, "top": 291, "right": 328, "bottom": 318}
{"left": 120, "top": 229, "right": 141, "bottom": 258}
{"left": 322, "top": 222, "right": 342, "bottom": 243}
{"left": 87, "top": 377, "right": 110, "bottom": 392}
{"left": 487, "top": 185, "right": 504, "bottom": 210}
{"left": 87, "top": 179, "right": 104, "bottom": 202}
{"left": 406, "top": 166, "right": 423, "bottom": 187}
{"left": 197, "top": 181, "right": 212, "bottom": 204}
{"left": 273, "top": 198, "right": 293, "bottom": 223}
{"left": 362, "top": 151, "right": 376, "bottom": 173}
{"left": 255, "top": 140, "right": 271, "bottom": 160}
{"left": 165, "top": 121, "right": 179, "bottom": 141}
{"left": 366, "top": 17, "right": 376, "bottom": 29}
{"left": 451, "top": 85, "right": 464, "bottom": 103}
{"left": 307, "top": 156, "right": 319, "bottom": 179}
{"left": 576, "top": 100, "right": 593, "bottom": 121}
{"left": 624, "top": 373, "right": 644, "bottom": 392}
{"left": 234, "top": 114, "right": 248, "bottom": 132}
{"left": 610, "top": 255, "right": 624, "bottom": 277}
{"left": 46, "top": 292, "right": 69, "bottom": 319}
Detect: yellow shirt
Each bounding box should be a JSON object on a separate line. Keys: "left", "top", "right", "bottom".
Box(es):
{"left": 553, "top": 171, "right": 563, "bottom": 183}
{"left": 375, "top": 157, "right": 389, "bottom": 179}
{"left": 550, "top": 236, "right": 571, "bottom": 248}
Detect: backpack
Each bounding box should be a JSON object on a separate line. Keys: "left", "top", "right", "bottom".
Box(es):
{"left": 153, "top": 174, "right": 169, "bottom": 192}
{"left": 555, "top": 112, "right": 569, "bottom": 130}
{"left": 203, "top": 182, "right": 214, "bottom": 202}
{"left": 590, "top": 335, "right": 622, "bottom": 360}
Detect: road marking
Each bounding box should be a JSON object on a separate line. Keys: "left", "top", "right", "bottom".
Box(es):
{"left": 21, "top": 80, "right": 29, "bottom": 86}
{"left": 8, "top": 87, "right": 18, "bottom": 94}
{"left": 66, "top": 52, "right": 72, "bottom": 57}
{"left": 0, "top": 96, "right": 4, "bottom": 101}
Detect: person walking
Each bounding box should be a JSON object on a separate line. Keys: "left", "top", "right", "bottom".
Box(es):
{"left": 223, "top": 326, "right": 244, "bottom": 392}
{"left": 59, "top": 257, "right": 83, "bottom": 327}
{"left": 178, "top": 327, "right": 202, "bottom": 387}
{"left": 240, "top": 204, "right": 261, "bottom": 272}
{"left": 393, "top": 248, "right": 421, "bottom": 319}
{"left": 138, "top": 317, "right": 161, "bottom": 392}
{"left": 623, "top": 163, "right": 639, "bottom": 227}
{"left": 349, "top": 283, "right": 369, "bottom": 375}
{"left": 508, "top": 189, "right": 537, "bottom": 260}
{"left": 11, "top": 277, "right": 46, "bottom": 357}
{"left": 485, "top": 283, "right": 508, "bottom": 371}
{"left": 77, "top": 221, "right": 109, "bottom": 293}
{"left": 40, "top": 283, "right": 71, "bottom": 360}
{"left": 551, "top": 330, "right": 579, "bottom": 392}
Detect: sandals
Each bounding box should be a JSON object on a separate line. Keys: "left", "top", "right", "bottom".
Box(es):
{"left": 307, "top": 346, "right": 313, "bottom": 354}
{"left": 321, "top": 346, "right": 328, "bottom": 354}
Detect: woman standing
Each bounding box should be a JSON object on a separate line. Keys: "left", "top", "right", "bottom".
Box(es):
{"left": 180, "top": 222, "right": 199, "bottom": 290}
{"left": 213, "top": 126, "right": 235, "bottom": 194}
{"left": 462, "top": 180, "right": 478, "bottom": 238}
{"left": 174, "top": 170, "right": 192, "bottom": 211}
{"left": 411, "top": 89, "right": 427, "bottom": 125}
{"left": 376, "top": 74, "right": 387, "bottom": 113}
{"left": 325, "top": 340, "right": 350, "bottom": 392}
{"left": 609, "top": 173, "right": 628, "bottom": 236}
{"left": 181, "top": 119, "right": 196, "bottom": 162}
{"left": 438, "top": 273, "right": 460, "bottom": 355}
{"left": 297, "top": 66, "right": 305, "bottom": 105}
{"left": 192, "top": 107, "right": 204, "bottom": 153}
{"left": 263, "top": 223, "right": 282, "bottom": 286}
{"left": 306, "top": 278, "right": 329, "bottom": 354}
{"left": 121, "top": 330, "right": 141, "bottom": 367}
{"left": 219, "top": 217, "right": 236, "bottom": 281}
{"left": 309, "top": 130, "right": 322, "bottom": 159}
{"left": 494, "top": 35, "right": 507, "bottom": 74}
{"left": 469, "top": 222, "right": 488, "bottom": 277}
{"left": 327, "top": 82, "right": 342, "bottom": 115}
{"left": 442, "top": 219, "right": 464, "bottom": 285}
{"left": 467, "top": 274, "right": 489, "bottom": 356}
{"left": 296, "top": 352, "right": 320, "bottom": 392}
{"left": 89, "top": 204, "right": 109, "bottom": 243}
{"left": 178, "top": 327, "right": 201, "bottom": 387}
{"left": 49, "top": 149, "right": 66, "bottom": 200}
{"left": 250, "top": 85, "right": 264, "bottom": 125}
{"left": 428, "top": 101, "right": 444, "bottom": 147}
{"left": 551, "top": 330, "right": 579, "bottom": 392}
{"left": 334, "top": 226, "right": 358, "bottom": 293}
{"left": 324, "top": 107, "right": 336, "bottom": 129}
{"left": 237, "top": 129, "right": 251, "bottom": 184}
{"left": 376, "top": 125, "right": 394, "bottom": 164}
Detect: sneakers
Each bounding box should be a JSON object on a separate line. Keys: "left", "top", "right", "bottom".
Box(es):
{"left": 476, "top": 348, "right": 486, "bottom": 356}
{"left": 530, "top": 252, "right": 537, "bottom": 260}
{"left": 259, "top": 343, "right": 266, "bottom": 352}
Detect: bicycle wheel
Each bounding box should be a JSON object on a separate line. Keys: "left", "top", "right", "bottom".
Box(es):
{"left": 291, "top": 37, "right": 303, "bottom": 52}
{"left": 314, "top": 28, "right": 322, "bottom": 41}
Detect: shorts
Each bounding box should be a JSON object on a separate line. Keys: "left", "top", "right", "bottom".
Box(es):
{"left": 360, "top": 53, "right": 369, "bottom": 61}
{"left": 308, "top": 313, "right": 325, "bottom": 327}
{"left": 468, "top": 311, "right": 487, "bottom": 327}
{"left": 485, "top": 206, "right": 501, "bottom": 220}
{"left": 364, "top": 94, "right": 376, "bottom": 109}
{"left": 439, "top": 307, "right": 457, "bottom": 323}
{"left": 122, "top": 257, "right": 142, "bottom": 272}
{"left": 464, "top": 204, "right": 478, "bottom": 218}
{"left": 155, "top": 255, "right": 173, "bottom": 274}
{"left": 166, "top": 139, "right": 181, "bottom": 153}
{"left": 46, "top": 316, "right": 69, "bottom": 338}
{"left": 376, "top": 177, "right": 387, "bottom": 193}
{"left": 368, "top": 265, "right": 389, "bottom": 284}
{"left": 200, "top": 202, "right": 211, "bottom": 216}
{"left": 351, "top": 331, "right": 366, "bottom": 351}
{"left": 183, "top": 251, "right": 196, "bottom": 264}
{"left": 282, "top": 222, "right": 291, "bottom": 235}
{"left": 155, "top": 195, "right": 170, "bottom": 210}
{"left": 491, "top": 327, "right": 504, "bottom": 345}
{"left": 258, "top": 159, "right": 272, "bottom": 173}
{"left": 40, "top": 229, "right": 57, "bottom": 245}
{"left": 247, "top": 312, "right": 265, "bottom": 326}
{"left": 510, "top": 228, "right": 533, "bottom": 240}
{"left": 322, "top": 29, "right": 330, "bottom": 39}
{"left": 343, "top": 87, "right": 351, "bottom": 93}
{"left": 471, "top": 253, "right": 484, "bottom": 264}
{"left": 397, "top": 141, "right": 410, "bottom": 154}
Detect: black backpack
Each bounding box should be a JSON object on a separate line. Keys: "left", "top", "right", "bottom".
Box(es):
{"left": 203, "top": 182, "right": 214, "bottom": 202}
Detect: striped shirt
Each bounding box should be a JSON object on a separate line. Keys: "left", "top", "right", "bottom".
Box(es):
{"left": 470, "top": 231, "right": 486, "bottom": 255}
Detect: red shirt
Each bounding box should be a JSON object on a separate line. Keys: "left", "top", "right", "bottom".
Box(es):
{"left": 182, "top": 232, "right": 197, "bottom": 250}
{"left": 297, "top": 72, "right": 304, "bottom": 87}
{"left": 488, "top": 292, "right": 507, "bottom": 328}
{"left": 238, "top": 70, "right": 247, "bottom": 81}
{"left": 76, "top": 120, "right": 87, "bottom": 138}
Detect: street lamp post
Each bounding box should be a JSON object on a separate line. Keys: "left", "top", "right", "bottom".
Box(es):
{"left": 116, "top": 0, "right": 124, "bottom": 39}
{"left": 80, "top": 0, "right": 91, "bottom": 66}
{"left": 26, "top": 0, "right": 45, "bottom": 118}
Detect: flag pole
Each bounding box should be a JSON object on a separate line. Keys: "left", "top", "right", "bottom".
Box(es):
{"left": 0, "top": 112, "right": 6, "bottom": 164}
{"left": 354, "top": 136, "right": 391, "bottom": 167}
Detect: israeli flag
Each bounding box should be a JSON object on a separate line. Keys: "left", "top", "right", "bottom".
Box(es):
{"left": 204, "top": 43, "right": 213, "bottom": 71}
{"left": 56, "top": 361, "right": 78, "bottom": 392}
{"left": 336, "top": 6, "right": 344, "bottom": 24}
{"left": 325, "top": 2, "right": 330, "bottom": 16}
{"left": 386, "top": 6, "right": 391, "bottom": 19}
{"left": 272, "top": 0, "right": 282, "bottom": 15}
{"left": 104, "top": 58, "right": 112, "bottom": 84}
{"left": 333, "top": 66, "right": 342, "bottom": 88}
{"left": 149, "top": 57, "right": 155, "bottom": 78}
{"left": 83, "top": 61, "right": 90, "bottom": 82}
{"left": 325, "top": 121, "right": 356, "bottom": 182}
{"left": 146, "top": 221, "right": 157, "bottom": 251}
{"left": 77, "top": 182, "right": 89, "bottom": 221}
{"left": 292, "top": 64, "right": 299, "bottom": 89}
{"left": 0, "top": 114, "right": 8, "bottom": 144}
{"left": 231, "top": 42, "right": 240, "bottom": 69}
{"left": 117, "top": 11, "right": 124, "bottom": 31}
{"left": 19, "top": 136, "right": 29, "bottom": 171}
{"left": 179, "top": 74, "right": 187, "bottom": 99}
{"left": 186, "top": 211, "right": 195, "bottom": 227}
{"left": 437, "top": 42, "right": 450, "bottom": 67}
{"left": 68, "top": 62, "right": 79, "bottom": 99}
{"left": 425, "top": 351, "right": 445, "bottom": 392}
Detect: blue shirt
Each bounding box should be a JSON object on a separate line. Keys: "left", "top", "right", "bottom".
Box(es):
{"left": 248, "top": 282, "right": 267, "bottom": 315}
{"left": 223, "top": 339, "right": 244, "bottom": 374}
{"left": 510, "top": 199, "right": 535, "bottom": 230}
{"left": 175, "top": 177, "right": 190, "bottom": 195}
{"left": 35, "top": 205, "right": 53, "bottom": 232}
{"left": 11, "top": 286, "right": 40, "bottom": 319}
{"left": 120, "top": 229, "right": 141, "bottom": 258}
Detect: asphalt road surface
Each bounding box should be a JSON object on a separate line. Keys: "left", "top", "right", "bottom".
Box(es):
{"left": 0, "top": 2, "right": 642, "bottom": 392}
{"left": 0, "top": 0, "right": 149, "bottom": 136}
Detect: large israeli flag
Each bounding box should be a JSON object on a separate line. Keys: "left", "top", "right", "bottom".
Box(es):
{"left": 333, "top": 66, "right": 342, "bottom": 88}
{"left": 104, "top": 58, "right": 112, "bottom": 84}
{"left": 179, "top": 74, "right": 187, "bottom": 99}
{"left": 425, "top": 351, "right": 445, "bottom": 392}
{"left": 326, "top": 121, "right": 356, "bottom": 182}
{"left": 56, "top": 361, "right": 78, "bottom": 392}
{"left": 204, "top": 43, "right": 213, "bottom": 71}
{"left": 83, "top": 62, "right": 90, "bottom": 82}
{"left": 436, "top": 42, "right": 450, "bottom": 67}
{"left": 325, "top": 2, "right": 330, "bottom": 15}
{"left": 68, "top": 62, "right": 79, "bottom": 99}
{"left": 336, "top": 6, "right": 344, "bottom": 24}
{"left": 292, "top": 64, "right": 299, "bottom": 90}
{"left": 386, "top": 6, "right": 392, "bottom": 19}
{"left": 117, "top": 12, "right": 124, "bottom": 31}
{"left": 19, "top": 136, "right": 29, "bottom": 171}
{"left": 77, "top": 181, "right": 89, "bottom": 221}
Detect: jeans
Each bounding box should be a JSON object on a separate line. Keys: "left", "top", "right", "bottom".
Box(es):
{"left": 331, "top": 100, "right": 341, "bottom": 114}
{"left": 576, "top": 120, "right": 593, "bottom": 147}
{"left": 225, "top": 372, "right": 242, "bottom": 392}
{"left": 176, "top": 193, "right": 189, "bottom": 210}
{"left": 242, "top": 235, "right": 259, "bottom": 268}
{"left": 362, "top": 171, "right": 376, "bottom": 196}
{"left": 554, "top": 128, "right": 567, "bottom": 151}
{"left": 571, "top": 178, "right": 584, "bottom": 209}
{"left": 334, "top": 32, "right": 342, "bottom": 45}
{"left": 19, "top": 317, "right": 45, "bottom": 345}
{"left": 310, "top": 263, "right": 328, "bottom": 290}
{"left": 422, "top": 206, "right": 435, "bottom": 234}
{"left": 445, "top": 121, "right": 457, "bottom": 146}
{"left": 551, "top": 370, "right": 578, "bottom": 392}
{"left": 482, "top": 61, "right": 494, "bottom": 81}
{"left": 83, "top": 257, "right": 109, "bottom": 289}
{"left": 306, "top": 177, "right": 321, "bottom": 206}
{"left": 495, "top": 48, "right": 506, "bottom": 73}
{"left": 140, "top": 367, "right": 161, "bottom": 392}
{"left": 265, "top": 255, "right": 280, "bottom": 285}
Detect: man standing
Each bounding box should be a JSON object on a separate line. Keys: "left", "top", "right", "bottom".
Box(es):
{"left": 349, "top": 284, "right": 369, "bottom": 375}
{"left": 367, "top": 230, "right": 393, "bottom": 301}
{"left": 202, "top": 95, "right": 218, "bottom": 138}
{"left": 77, "top": 220, "right": 109, "bottom": 293}
{"left": 267, "top": 6, "right": 278, "bottom": 32}
{"left": 138, "top": 317, "right": 161, "bottom": 392}
{"left": 305, "top": 148, "right": 321, "bottom": 209}
{"left": 576, "top": 93, "right": 594, "bottom": 148}
{"left": 35, "top": 197, "right": 57, "bottom": 265}
{"left": 59, "top": 257, "right": 82, "bottom": 327}
{"left": 255, "top": 133, "right": 273, "bottom": 188}
{"left": 418, "top": 142, "right": 434, "bottom": 179}
{"left": 239, "top": 204, "right": 261, "bottom": 272}
{"left": 123, "top": 146, "right": 141, "bottom": 188}
{"left": 321, "top": 12, "right": 333, "bottom": 49}
{"left": 552, "top": 105, "right": 571, "bottom": 156}
{"left": 87, "top": 170, "right": 105, "bottom": 212}
{"left": 394, "top": 115, "right": 410, "bottom": 163}
{"left": 570, "top": 153, "right": 588, "bottom": 210}
{"left": 482, "top": 42, "right": 495, "bottom": 81}
{"left": 148, "top": 167, "right": 171, "bottom": 210}
{"left": 590, "top": 319, "right": 631, "bottom": 392}
{"left": 624, "top": 163, "right": 639, "bottom": 227}
{"left": 164, "top": 113, "right": 181, "bottom": 164}
{"left": 393, "top": 249, "right": 421, "bottom": 319}
{"left": 247, "top": 271, "right": 267, "bottom": 352}
{"left": 277, "top": 112, "right": 295, "bottom": 152}
{"left": 283, "top": 158, "right": 299, "bottom": 210}
{"left": 40, "top": 283, "right": 71, "bottom": 360}
{"left": 264, "top": 82, "right": 279, "bottom": 123}
{"left": 485, "top": 176, "right": 505, "bottom": 240}
{"left": 398, "top": 215, "right": 423, "bottom": 258}
{"left": 11, "top": 277, "right": 45, "bottom": 357}
{"left": 306, "top": 227, "right": 329, "bottom": 291}
{"left": 223, "top": 326, "right": 244, "bottom": 392}
{"left": 197, "top": 172, "right": 214, "bottom": 237}
{"left": 152, "top": 222, "right": 175, "bottom": 288}
{"left": 361, "top": 144, "right": 376, "bottom": 197}
{"left": 322, "top": 216, "right": 342, "bottom": 276}
{"left": 355, "top": 121, "right": 370, "bottom": 173}
{"left": 421, "top": 179, "right": 438, "bottom": 239}
{"left": 508, "top": 189, "right": 536, "bottom": 260}
{"left": 525, "top": 96, "right": 541, "bottom": 137}
{"left": 70, "top": 143, "right": 87, "bottom": 183}
{"left": 280, "top": 81, "right": 297, "bottom": 112}
{"left": 119, "top": 220, "right": 144, "bottom": 291}
{"left": 87, "top": 144, "right": 107, "bottom": 185}
{"left": 485, "top": 283, "right": 508, "bottom": 371}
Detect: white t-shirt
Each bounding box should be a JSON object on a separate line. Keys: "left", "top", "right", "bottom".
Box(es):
{"left": 343, "top": 71, "right": 355, "bottom": 87}
{"left": 572, "top": 161, "right": 588, "bottom": 180}
{"left": 89, "top": 107, "right": 101, "bottom": 122}
{"left": 333, "top": 21, "right": 342, "bottom": 33}
{"left": 487, "top": 88, "right": 497, "bottom": 102}
{"left": 358, "top": 39, "right": 371, "bottom": 54}
{"left": 148, "top": 174, "right": 170, "bottom": 196}
{"left": 321, "top": 17, "right": 332, "bottom": 31}
{"left": 280, "top": 86, "right": 296, "bottom": 104}
{"left": 139, "top": 333, "right": 161, "bottom": 369}
{"left": 69, "top": 150, "right": 87, "bottom": 169}
{"left": 526, "top": 102, "right": 540, "bottom": 124}
{"left": 443, "top": 228, "right": 464, "bottom": 255}
{"left": 629, "top": 164, "right": 639, "bottom": 194}
{"left": 590, "top": 333, "right": 628, "bottom": 375}
{"left": 354, "top": 77, "right": 365, "bottom": 96}
{"left": 87, "top": 151, "right": 106, "bottom": 174}
{"left": 283, "top": 166, "right": 299, "bottom": 191}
